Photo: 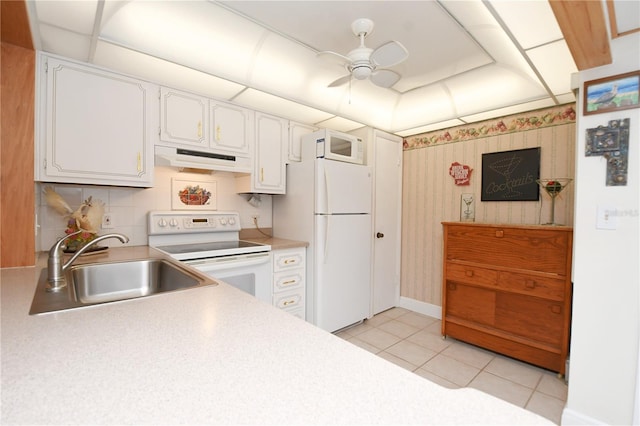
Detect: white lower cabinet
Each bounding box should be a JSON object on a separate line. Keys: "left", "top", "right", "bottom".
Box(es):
{"left": 272, "top": 247, "right": 306, "bottom": 319}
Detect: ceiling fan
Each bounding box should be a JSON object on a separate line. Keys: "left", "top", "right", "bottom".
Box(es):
{"left": 318, "top": 18, "right": 409, "bottom": 89}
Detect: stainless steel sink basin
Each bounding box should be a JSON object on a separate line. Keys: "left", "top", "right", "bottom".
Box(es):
{"left": 30, "top": 258, "right": 217, "bottom": 315}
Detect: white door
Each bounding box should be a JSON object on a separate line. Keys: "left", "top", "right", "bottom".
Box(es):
{"left": 372, "top": 132, "right": 403, "bottom": 314}
{"left": 315, "top": 214, "right": 372, "bottom": 332}
{"left": 315, "top": 159, "right": 372, "bottom": 214}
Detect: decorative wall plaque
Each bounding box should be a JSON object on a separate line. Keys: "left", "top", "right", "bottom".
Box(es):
{"left": 481, "top": 147, "right": 540, "bottom": 201}
{"left": 449, "top": 162, "right": 472, "bottom": 186}
{"left": 585, "top": 118, "right": 629, "bottom": 186}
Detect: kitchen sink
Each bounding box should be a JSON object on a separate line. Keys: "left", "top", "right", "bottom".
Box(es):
{"left": 30, "top": 258, "right": 217, "bottom": 315}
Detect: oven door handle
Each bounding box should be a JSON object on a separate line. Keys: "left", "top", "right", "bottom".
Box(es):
{"left": 185, "top": 254, "right": 270, "bottom": 271}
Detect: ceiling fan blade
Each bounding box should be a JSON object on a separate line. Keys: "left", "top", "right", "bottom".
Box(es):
{"left": 328, "top": 74, "right": 352, "bottom": 88}
{"left": 370, "top": 69, "right": 401, "bottom": 88}
{"left": 370, "top": 41, "right": 409, "bottom": 68}
{"left": 317, "top": 50, "right": 351, "bottom": 66}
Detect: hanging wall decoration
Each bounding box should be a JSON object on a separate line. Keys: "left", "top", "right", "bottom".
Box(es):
{"left": 449, "top": 162, "right": 472, "bottom": 185}
{"left": 481, "top": 147, "right": 540, "bottom": 201}
{"left": 585, "top": 118, "right": 630, "bottom": 186}
{"left": 583, "top": 71, "right": 639, "bottom": 116}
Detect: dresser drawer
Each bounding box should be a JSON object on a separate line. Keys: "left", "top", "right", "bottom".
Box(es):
{"left": 273, "top": 290, "right": 304, "bottom": 311}
{"left": 498, "top": 271, "right": 565, "bottom": 301}
{"left": 273, "top": 270, "right": 304, "bottom": 293}
{"left": 446, "top": 262, "right": 498, "bottom": 288}
{"left": 273, "top": 248, "right": 305, "bottom": 272}
{"left": 445, "top": 225, "right": 571, "bottom": 274}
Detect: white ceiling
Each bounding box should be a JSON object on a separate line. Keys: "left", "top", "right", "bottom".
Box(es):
{"left": 26, "top": 0, "right": 579, "bottom": 136}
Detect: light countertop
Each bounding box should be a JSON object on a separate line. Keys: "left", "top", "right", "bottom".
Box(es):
{"left": 1, "top": 246, "right": 551, "bottom": 424}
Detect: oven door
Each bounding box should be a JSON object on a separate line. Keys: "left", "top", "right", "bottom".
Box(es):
{"left": 184, "top": 252, "right": 272, "bottom": 303}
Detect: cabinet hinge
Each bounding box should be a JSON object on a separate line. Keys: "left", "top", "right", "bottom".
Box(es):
{"left": 44, "top": 60, "right": 48, "bottom": 73}
{"left": 43, "top": 158, "right": 47, "bottom": 169}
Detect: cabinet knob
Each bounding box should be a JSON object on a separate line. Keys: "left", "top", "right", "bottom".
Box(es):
{"left": 376, "top": 232, "right": 384, "bottom": 238}
{"left": 495, "top": 230, "right": 504, "bottom": 238}
{"left": 525, "top": 280, "right": 536, "bottom": 289}
{"left": 551, "top": 305, "right": 562, "bottom": 314}
{"left": 465, "top": 270, "right": 474, "bottom": 277}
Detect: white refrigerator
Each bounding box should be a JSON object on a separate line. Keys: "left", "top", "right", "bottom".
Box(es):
{"left": 273, "top": 138, "right": 372, "bottom": 332}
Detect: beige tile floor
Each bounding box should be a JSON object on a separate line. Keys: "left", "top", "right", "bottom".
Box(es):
{"left": 336, "top": 307, "right": 568, "bottom": 424}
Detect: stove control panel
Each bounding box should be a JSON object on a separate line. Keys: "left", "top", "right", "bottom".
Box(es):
{"left": 148, "top": 211, "right": 241, "bottom": 235}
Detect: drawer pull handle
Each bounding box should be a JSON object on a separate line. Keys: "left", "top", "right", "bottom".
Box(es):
{"left": 283, "top": 300, "right": 296, "bottom": 306}
{"left": 551, "top": 305, "right": 561, "bottom": 314}
{"left": 284, "top": 259, "right": 297, "bottom": 265}
{"left": 465, "top": 270, "right": 474, "bottom": 277}
{"left": 525, "top": 280, "right": 536, "bottom": 289}
{"left": 281, "top": 279, "right": 297, "bottom": 286}
{"left": 495, "top": 230, "right": 504, "bottom": 238}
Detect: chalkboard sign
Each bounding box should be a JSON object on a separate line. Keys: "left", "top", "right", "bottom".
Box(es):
{"left": 481, "top": 147, "right": 540, "bottom": 201}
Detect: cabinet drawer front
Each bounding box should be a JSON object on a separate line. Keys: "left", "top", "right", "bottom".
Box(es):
{"left": 273, "top": 291, "right": 304, "bottom": 310}
{"left": 446, "top": 262, "right": 498, "bottom": 287}
{"left": 498, "top": 271, "right": 565, "bottom": 301}
{"left": 446, "top": 283, "right": 496, "bottom": 326}
{"left": 495, "top": 293, "right": 564, "bottom": 346}
{"left": 273, "top": 250, "right": 305, "bottom": 272}
{"left": 273, "top": 271, "right": 304, "bottom": 293}
{"left": 445, "top": 225, "right": 570, "bottom": 274}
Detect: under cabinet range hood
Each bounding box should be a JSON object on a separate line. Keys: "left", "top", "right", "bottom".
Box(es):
{"left": 155, "top": 146, "right": 251, "bottom": 173}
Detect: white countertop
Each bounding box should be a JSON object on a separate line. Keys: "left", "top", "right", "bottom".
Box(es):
{"left": 1, "top": 247, "right": 551, "bottom": 425}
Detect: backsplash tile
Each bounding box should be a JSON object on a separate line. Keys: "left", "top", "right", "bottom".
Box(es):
{"left": 36, "top": 166, "right": 273, "bottom": 251}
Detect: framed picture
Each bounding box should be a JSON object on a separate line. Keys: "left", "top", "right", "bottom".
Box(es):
{"left": 584, "top": 70, "right": 639, "bottom": 116}
{"left": 481, "top": 147, "right": 540, "bottom": 201}
{"left": 171, "top": 178, "right": 217, "bottom": 210}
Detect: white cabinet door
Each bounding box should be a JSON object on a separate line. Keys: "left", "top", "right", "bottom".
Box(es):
{"left": 288, "top": 121, "right": 316, "bottom": 163}
{"left": 160, "top": 87, "right": 207, "bottom": 148}
{"left": 237, "top": 112, "right": 287, "bottom": 194}
{"left": 40, "top": 56, "right": 154, "bottom": 187}
{"left": 210, "top": 101, "right": 252, "bottom": 155}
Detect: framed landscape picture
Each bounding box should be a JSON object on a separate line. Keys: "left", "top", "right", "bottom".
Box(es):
{"left": 584, "top": 70, "right": 640, "bottom": 116}
{"left": 481, "top": 147, "right": 540, "bottom": 201}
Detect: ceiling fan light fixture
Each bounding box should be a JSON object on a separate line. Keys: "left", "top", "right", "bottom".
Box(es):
{"left": 352, "top": 64, "right": 372, "bottom": 80}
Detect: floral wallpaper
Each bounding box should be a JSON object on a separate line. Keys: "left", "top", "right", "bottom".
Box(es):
{"left": 403, "top": 103, "right": 576, "bottom": 150}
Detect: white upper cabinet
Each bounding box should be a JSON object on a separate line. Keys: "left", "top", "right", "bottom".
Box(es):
{"left": 288, "top": 121, "right": 317, "bottom": 163}
{"left": 37, "top": 55, "right": 155, "bottom": 187}
{"left": 160, "top": 88, "right": 208, "bottom": 148}
{"left": 159, "top": 86, "right": 253, "bottom": 157}
{"left": 210, "top": 101, "right": 252, "bottom": 155}
{"left": 237, "top": 112, "right": 287, "bottom": 194}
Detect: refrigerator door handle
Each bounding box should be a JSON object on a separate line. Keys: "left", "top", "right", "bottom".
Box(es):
{"left": 324, "top": 166, "right": 331, "bottom": 213}
{"left": 324, "top": 215, "right": 330, "bottom": 263}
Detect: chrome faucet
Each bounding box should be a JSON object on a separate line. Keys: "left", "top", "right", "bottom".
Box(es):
{"left": 47, "top": 230, "right": 129, "bottom": 292}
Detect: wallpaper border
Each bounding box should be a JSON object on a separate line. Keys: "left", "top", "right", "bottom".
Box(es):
{"left": 403, "top": 103, "right": 577, "bottom": 150}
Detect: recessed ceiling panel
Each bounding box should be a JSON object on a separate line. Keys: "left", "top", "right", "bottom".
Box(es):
{"left": 93, "top": 41, "right": 246, "bottom": 100}
{"left": 527, "top": 40, "right": 578, "bottom": 95}
{"left": 446, "top": 65, "right": 547, "bottom": 116}
{"left": 221, "top": 1, "right": 493, "bottom": 93}
{"left": 489, "top": 0, "right": 564, "bottom": 49}
{"left": 100, "top": 1, "right": 266, "bottom": 84}
{"left": 35, "top": 0, "right": 97, "bottom": 35}
{"left": 38, "top": 23, "right": 91, "bottom": 61}
{"left": 233, "top": 89, "right": 334, "bottom": 124}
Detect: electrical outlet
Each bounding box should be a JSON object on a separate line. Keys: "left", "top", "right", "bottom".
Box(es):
{"left": 251, "top": 214, "right": 260, "bottom": 223}
{"left": 102, "top": 214, "right": 114, "bottom": 229}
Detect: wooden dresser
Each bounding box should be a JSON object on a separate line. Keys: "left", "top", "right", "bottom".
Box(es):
{"left": 441, "top": 222, "right": 573, "bottom": 374}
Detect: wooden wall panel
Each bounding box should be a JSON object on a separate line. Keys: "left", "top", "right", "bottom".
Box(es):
{"left": 1, "top": 42, "right": 36, "bottom": 267}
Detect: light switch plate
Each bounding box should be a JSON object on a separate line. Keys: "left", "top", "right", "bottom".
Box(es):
{"left": 596, "top": 205, "right": 617, "bottom": 230}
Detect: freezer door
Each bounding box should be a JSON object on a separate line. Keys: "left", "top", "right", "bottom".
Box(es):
{"left": 316, "top": 159, "right": 372, "bottom": 214}
{"left": 315, "top": 214, "right": 372, "bottom": 332}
